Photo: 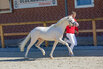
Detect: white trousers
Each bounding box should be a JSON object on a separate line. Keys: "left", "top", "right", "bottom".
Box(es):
{"left": 65, "top": 33, "right": 77, "bottom": 50}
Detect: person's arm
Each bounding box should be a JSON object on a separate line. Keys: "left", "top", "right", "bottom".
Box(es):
{"left": 75, "top": 27, "right": 79, "bottom": 35}
{"left": 75, "top": 27, "right": 78, "bottom": 32}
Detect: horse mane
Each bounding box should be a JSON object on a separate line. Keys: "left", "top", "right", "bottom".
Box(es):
{"left": 54, "top": 16, "right": 69, "bottom": 27}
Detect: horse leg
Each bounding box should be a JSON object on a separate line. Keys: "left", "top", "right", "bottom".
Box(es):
{"left": 25, "top": 38, "right": 38, "bottom": 58}
{"left": 50, "top": 41, "right": 58, "bottom": 59}
{"left": 58, "top": 38, "right": 74, "bottom": 56}
{"left": 35, "top": 38, "right": 45, "bottom": 56}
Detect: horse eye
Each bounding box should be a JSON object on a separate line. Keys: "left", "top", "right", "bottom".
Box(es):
{"left": 69, "top": 20, "right": 72, "bottom": 23}
{"left": 67, "top": 17, "right": 69, "bottom": 19}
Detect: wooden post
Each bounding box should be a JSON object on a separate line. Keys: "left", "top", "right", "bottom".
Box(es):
{"left": 43, "top": 22, "right": 48, "bottom": 47}
{"left": 0, "top": 25, "right": 5, "bottom": 48}
{"left": 43, "top": 22, "right": 47, "bottom": 27}
{"left": 92, "top": 20, "right": 97, "bottom": 46}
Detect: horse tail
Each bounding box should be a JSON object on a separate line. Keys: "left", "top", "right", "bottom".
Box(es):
{"left": 19, "top": 33, "right": 31, "bottom": 52}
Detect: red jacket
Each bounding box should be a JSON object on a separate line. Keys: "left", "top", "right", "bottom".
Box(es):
{"left": 66, "top": 26, "right": 78, "bottom": 34}
{"left": 66, "top": 18, "right": 79, "bottom": 34}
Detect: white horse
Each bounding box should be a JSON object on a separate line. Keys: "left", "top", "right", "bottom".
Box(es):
{"left": 19, "top": 16, "right": 79, "bottom": 59}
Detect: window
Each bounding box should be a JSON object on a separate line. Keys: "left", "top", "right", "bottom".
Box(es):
{"left": 0, "top": 0, "right": 12, "bottom": 14}
{"left": 75, "top": 0, "right": 94, "bottom": 8}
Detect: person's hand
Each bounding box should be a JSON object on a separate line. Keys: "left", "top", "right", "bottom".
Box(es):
{"left": 76, "top": 32, "right": 79, "bottom": 36}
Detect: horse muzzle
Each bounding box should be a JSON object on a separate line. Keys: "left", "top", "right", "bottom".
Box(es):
{"left": 72, "top": 22, "right": 79, "bottom": 27}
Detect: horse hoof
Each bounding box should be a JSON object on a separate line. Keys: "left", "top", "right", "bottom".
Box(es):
{"left": 50, "top": 56, "right": 54, "bottom": 59}
{"left": 69, "top": 52, "right": 74, "bottom": 56}
{"left": 69, "top": 53, "right": 74, "bottom": 57}
{"left": 70, "top": 54, "right": 74, "bottom": 57}
{"left": 24, "top": 57, "right": 29, "bottom": 59}
{"left": 70, "top": 52, "right": 74, "bottom": 55}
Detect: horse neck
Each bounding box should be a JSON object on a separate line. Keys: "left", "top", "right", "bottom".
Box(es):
{"left": 57, "top": 20, "right": 68, "bottom": 33}
{"left": 55, "top": 17, "right": 67, "bottom": 26}
{"left": 54, "top": 16, "right": 69, "bottom": 33}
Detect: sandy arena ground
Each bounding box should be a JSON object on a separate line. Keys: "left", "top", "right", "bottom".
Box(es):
{"left": 0, "top": 57, "right": 103, "bottom": 69}
{"left": 0, "top": 46, "right": 103, "bottom": 69}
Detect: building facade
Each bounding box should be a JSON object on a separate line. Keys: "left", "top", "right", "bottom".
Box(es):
{"left": 0, "top": 0, "right": 103, "bottom": 46}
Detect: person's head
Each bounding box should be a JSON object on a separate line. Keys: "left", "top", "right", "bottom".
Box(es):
{"left": 71, "top": 11, "right": 76, "bottom": 18}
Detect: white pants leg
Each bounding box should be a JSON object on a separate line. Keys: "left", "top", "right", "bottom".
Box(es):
{"left": 65, "top": 33, "right": 77, "bottom": 50}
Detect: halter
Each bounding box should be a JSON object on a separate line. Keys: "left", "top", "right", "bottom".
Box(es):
{"left": 67, "top": 16, "right": 78, "bottom": 26}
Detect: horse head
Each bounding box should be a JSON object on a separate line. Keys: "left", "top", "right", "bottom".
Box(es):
{"left": 54, "top": 16, "right": 79, "bottom": 28}
{"left": 66, "top": 16, "right": 79, "bottom": 27}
